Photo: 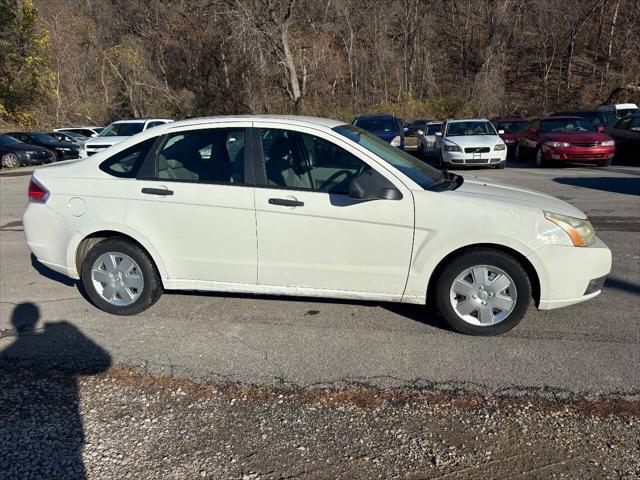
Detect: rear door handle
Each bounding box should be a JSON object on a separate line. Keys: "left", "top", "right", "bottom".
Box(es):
{"left": 141, "top": 187, "right": 173, "bottom": 196}
{"left": 268, "top": 198, "right": 304, "bottom": 207}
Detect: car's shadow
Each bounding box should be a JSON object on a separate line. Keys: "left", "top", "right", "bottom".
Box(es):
{"left": 553, "top": 177, "right": 640, "bottom": 195}
{"left": 170, "top": 289, "right": 452, "bottom": 331}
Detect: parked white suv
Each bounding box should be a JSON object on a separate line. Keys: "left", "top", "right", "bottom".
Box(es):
{"left": 597, "top": 103, "right": 639, "bottom": 119}
{"left": 80, "top": 119, "right": 172, "bottom": 158}
{"left": 435, "top": 119, "right": 507, "bottom": 169}
{"left": 24, "top": 115, "right": 611, "bottom": 336}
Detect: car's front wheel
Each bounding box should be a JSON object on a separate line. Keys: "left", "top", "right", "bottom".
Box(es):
{"left": 535, "top": 146, "right": 548, "bottom": 167}
{"left": 81, "top": 238, "right": 163, "bottom": 315}
{"left": 434, "top": 249, "right": 531, "bottom": 336}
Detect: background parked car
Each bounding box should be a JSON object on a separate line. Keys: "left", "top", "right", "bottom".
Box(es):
{"left": 6, "top": 132, "right": 79, "bottom": 161}
{"left": 81, "top": 119, "right": 172, "bottom": 157}
{"left": 53, "top": 126, "right": 104, "bottom": 138}
{"left": 352, "top": 114, "right": 405, "bottom": 150}
{"left": 597, "top": 103, "right": 639, "bottom": 119}
{"left": 402, "top": 119, "right": 429, "bottom": 152}
{"left": 418, "top": 121, "right": 442, "bottom": 158}
{"left": 515, "top": 116, "right": 615, "bottom": 167}
{"left": 49, "top": 131, "right": 89, "bottom": 146}
{"left": 0, "top": 134, "right": 53, "bottom": 168}
{"left": 551, "top": 110, "right": 616, "bottom": 129}
{"left": 491, "top": 117, "right": 529, "bottom": 156}
{"left": 606, "top": 113, "right": 640, "bottom": 161}
{"left": 434, "top": 119, "right": 507, "bottom": 169}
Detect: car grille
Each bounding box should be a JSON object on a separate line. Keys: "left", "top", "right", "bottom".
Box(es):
{"left": 32, "top": 151, "right": 50, "bottom": 158}
{"left": 570, "top": 142, "right": 599, "bottom": 147}
{"left": 464, "top": 147, "right": 490, "bottom": 153}
{"left": 566, "top": 153, "right": 608, "bottom": 160}
{"left": 451, "top": 158, "right": 502, "bottom": 165}
{"left": 86, "top": 144, "right": 111, "bottom": 156}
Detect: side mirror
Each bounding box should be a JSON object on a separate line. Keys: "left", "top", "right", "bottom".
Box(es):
{"left": 529, "top": 127, "right": 539, "bottom": 134}
{"left": 403, "top": 127, "right": 409, "bottom": 133}
{"left": 597, "top": 126, "right": 604, "bottom": 133}
{"left": 498, "top": 129, "right": 505, "bottom": 135}
{"left": 349, "top": 174, "right": 403, "bottom": 201}
{"left": 417, "top": 130, "right": 424, "bottom": 136}
{"left": 435, "top": 131, "right": 442, "bottom": 137}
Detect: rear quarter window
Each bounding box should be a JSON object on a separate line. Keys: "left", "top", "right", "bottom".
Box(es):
{"left": 99, "top": 138, "right": 156, "bottom": 178}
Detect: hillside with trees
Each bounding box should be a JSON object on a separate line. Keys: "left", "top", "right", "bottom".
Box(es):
{"left": 1, "top": 0, "right": 639, "bottom": 128}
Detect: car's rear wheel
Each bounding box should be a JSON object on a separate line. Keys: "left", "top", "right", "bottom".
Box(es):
{"left": 434, "top": 249, "right": 531, "bottom": 336}
{"left": 81, "top": 238, "right": 163, "bottom": 315}
{"left": 1, "top": 153, "right": 20, "bottom": 168}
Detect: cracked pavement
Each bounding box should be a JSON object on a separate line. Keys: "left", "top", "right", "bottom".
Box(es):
{"left": 1, "top": 161, "right": 639, "bottom": 399}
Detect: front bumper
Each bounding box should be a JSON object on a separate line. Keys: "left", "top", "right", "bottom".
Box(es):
{"left": 542, "top": 145, "right": 615, "bottom": 162}
{"left": 528, "top": 238, "right": 612, "bottom": 310}
{"left": 19, "top": 151, "right": 55, "bottom": 165}
{"left": 442, "top": 149, "right": 507, "bottom": 166}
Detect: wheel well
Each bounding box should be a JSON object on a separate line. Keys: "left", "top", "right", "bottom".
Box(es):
{"left": 426, "top": 243, "right": 541, "bottom": 307}
{"left": 75, "top": 231, "right": 159, "bottom": 276}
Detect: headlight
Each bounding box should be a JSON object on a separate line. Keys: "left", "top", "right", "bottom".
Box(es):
{"left": 444, "top": 143, "right": 461, "bottom": 152}
{"left": 390, "top": 136, "right": 401, "bottom": 147}
{"left": 544, "top": 211, "right": 596, "bottom": 247}
{"left": 546, "top": 141, "right": 570, "bottom": 148}
{"left": 494, "top": 143, "right": 506, "bottom": 151}
{"left": 600, "top": 140, "right": 615, "bottom": 146}
{"left": 58, "top": 147, "right": 72, "bottom": 152}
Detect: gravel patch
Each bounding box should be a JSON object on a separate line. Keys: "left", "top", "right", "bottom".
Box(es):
{"left": 1, "top": 366, "right": 639, "bottom": 479}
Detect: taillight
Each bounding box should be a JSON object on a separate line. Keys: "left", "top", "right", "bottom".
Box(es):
{"left": 28, "top": 177, "right": 49, "bottom": 203}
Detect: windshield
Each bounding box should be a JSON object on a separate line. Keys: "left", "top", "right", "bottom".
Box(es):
{"left": 425, "top": 123, "right": 442, "bottom": 135}
{"left": 494, "top": 121, "right": 528, "bottom": 134}
{"left": 354, "top": 117, "right": 399, "bottom": 133}
{"left": 618, "top": 108, "right": 639, "bottom": 117}
{"left": 100, "top": 122, "right": 145, "bottom": 137}
{"left": 446, "top": 121, "right": 496, "bottom": 136}
{"left": 333, "top": 125, "right": 445, "bottom": 189}
{"left": 541, "top": 118, "right": 595, "bottom": 133}
{"left": 0, "top": 134, "right": 21, "bottom": 144}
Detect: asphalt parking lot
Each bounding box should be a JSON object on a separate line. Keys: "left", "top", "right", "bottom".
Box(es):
{"left": 1, "top": 159, "right": 639, "bottom": 399}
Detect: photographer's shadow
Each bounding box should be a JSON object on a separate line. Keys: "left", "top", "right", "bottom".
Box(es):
{"left": 0, "top": 303, "right": 111, "bottom": 479}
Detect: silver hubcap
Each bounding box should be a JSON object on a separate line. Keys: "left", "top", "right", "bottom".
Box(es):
{"left": 449, "top": 265, "right": 517, "bottom": 326}
{"left": 91, "top": 252, "right": 144, "bottom": 306}
{"left": 1, "top": 153, "right": 18, "bottom": 168}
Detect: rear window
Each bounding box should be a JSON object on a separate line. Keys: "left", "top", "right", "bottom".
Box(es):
{"left": 99, "top": 138, "right": 156, "bottom": 178}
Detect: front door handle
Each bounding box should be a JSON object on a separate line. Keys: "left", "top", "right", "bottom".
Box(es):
{"left": 268, "top": 198, "right": 304, "bottom": 207}
{"left": 142, "top": 187, "right": 174, "bottom": 196}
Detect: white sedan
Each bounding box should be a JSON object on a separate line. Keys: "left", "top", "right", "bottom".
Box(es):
{"left": 435, "top": 119, "right": 507, "bottom": 168}
{"left": 24, "top": 115, "right": 611, "bottom": 336}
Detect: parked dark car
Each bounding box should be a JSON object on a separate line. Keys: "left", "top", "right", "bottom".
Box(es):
{"left": 0, "top": 134, "right": 54, "bottom": 168}
{"left": 606, "top": 114, "right": 640, "bottom": 161}
{"left": 6, "top": 132, "right": 79, "bottom": 160}
{"left": 352, "top": 114, "right": 405, "bottom": 150}
{"left": 515, "top": 116, "right": 615, "bottom": 167}
{"left": 49, "top": 131, "right": 88, "bottom": 145}
{"left": 551, "top": 110, "right": 616, "bottom": 129}
{"left": 491, "top": 117, "right": 529, "bottom": 155}
{"left": 402, "top": 119, "right": 429, "bottom": 152}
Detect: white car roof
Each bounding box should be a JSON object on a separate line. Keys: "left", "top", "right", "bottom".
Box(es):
{"left": 599, "top": 103, "right": 638, "bottom": 109}
{"left": 110, "top": 119, "right": 172, "bottom": 124}
{"left": 165, "top": 115, "right": 346, "bottom": 130}
{"left": 447, "top": 118, "right": 491, "bottom": 123}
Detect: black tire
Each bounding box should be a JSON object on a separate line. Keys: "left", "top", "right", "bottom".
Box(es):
{"left": 515, "top": 143, "right": 525, "bottom": 161}
{"left": 597, "top": 158, "right": 611, "bottom": 167}
{"left": 434, "top": 249, "right": 531, "bottom": 336}
{"left": 534, "top": 146, "right": 548, "bottom": 167}
{"left": 1, "top": 152, "right": 20, "bottom": 168}
{"left": 81, "top": 238, "right": 163, "bottom": 315}
{"left": 495, "top": 161, "right": 506, "bottom": 169}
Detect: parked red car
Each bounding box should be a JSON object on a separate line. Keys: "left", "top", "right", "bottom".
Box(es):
{"left": 492, "top": 117, "right": 529, "bottom": 156}
{"left": 515, "top": 116, "right": 615, "bottom": 167}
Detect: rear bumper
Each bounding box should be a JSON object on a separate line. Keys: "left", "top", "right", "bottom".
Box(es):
{"left": 23, "top": 202, "right": 80, "bottom": 279}
{"left": 528, "top": 238, "right": 612, "bottom": 310}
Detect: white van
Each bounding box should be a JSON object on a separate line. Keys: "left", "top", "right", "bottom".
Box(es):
{"left": 597, "top": 103, "right": 638, "bottom": 119}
